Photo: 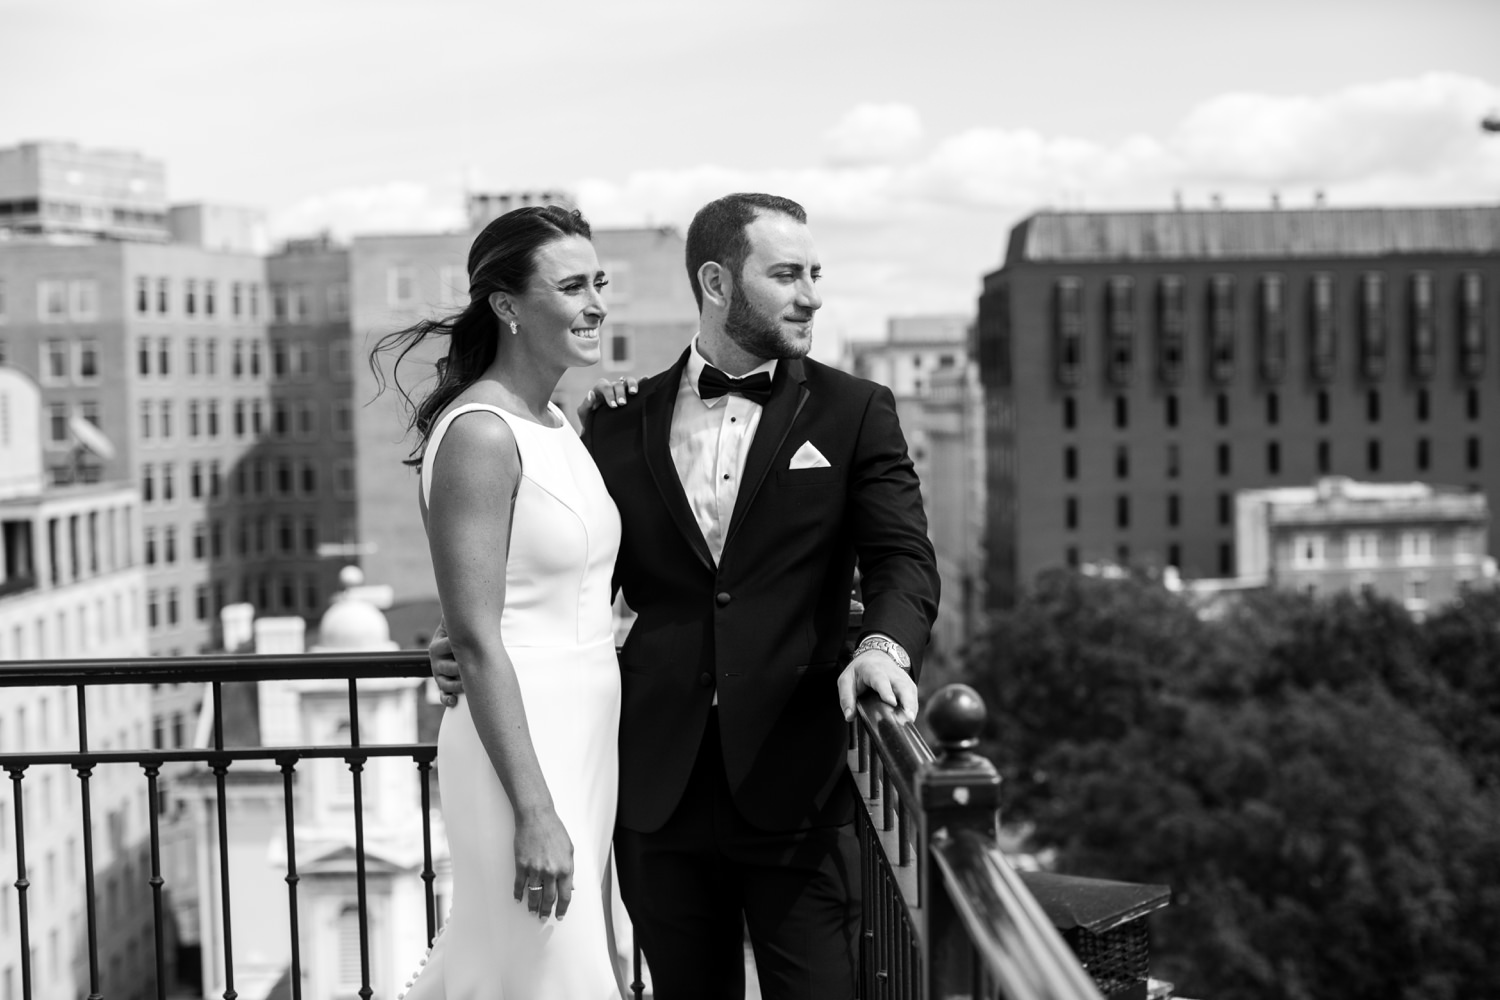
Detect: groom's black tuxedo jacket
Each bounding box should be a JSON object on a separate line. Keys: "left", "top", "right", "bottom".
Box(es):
{"left": 585, "top": 350, "right": 939, "bottom": 834}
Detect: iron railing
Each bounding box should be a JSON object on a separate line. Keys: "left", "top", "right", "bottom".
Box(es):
{"left": 0, "top": 652, "right": 1167, "bottom": 1000}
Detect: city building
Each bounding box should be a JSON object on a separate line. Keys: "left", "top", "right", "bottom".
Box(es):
{"left": 0, "top": 141, "right": 357, "bottom": 654}
{"left": 0, "top": 141, "right": 169, "bottom": 243}
{"left": 848, "top": 315, "right": 986, "bottom": 661}
{"left": 1234, "top": 476, "right": 1492, "bottom": 617}
{"left": 351, "top": 222, "right": 700, "bottom": 605}
{"left": 977, "top": 205, "right": 1500, "bottom": 606}
{"left": 164, "top": 570, "right": 449, "bottom": 1000}
{"left": 0, "top": 365, "right": 154, "bottom": 998}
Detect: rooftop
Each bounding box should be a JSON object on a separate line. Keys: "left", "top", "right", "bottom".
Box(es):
{"left": 1004, "top": 205, "right": 1500, "bottom": 265}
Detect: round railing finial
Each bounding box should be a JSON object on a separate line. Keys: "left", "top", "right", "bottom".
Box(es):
{"left": 926, "top": 683, "right": 986, "bottom": 758}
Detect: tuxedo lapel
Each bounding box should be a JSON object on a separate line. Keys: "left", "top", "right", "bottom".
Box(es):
{"left": 640, "top": 349, "right": 716, "bottom": 573}
{"left": 724, "top": 358, "right": 809, "bottom": 549}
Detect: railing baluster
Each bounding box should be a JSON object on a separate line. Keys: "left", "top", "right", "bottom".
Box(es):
{"left": 211, "top": 680, "right": 238, "bottom": 999}
{"left": 278, "top": 754, "right": 303, "bottom": 1000}
{"left": 142, "top": 761, "right": 168, "bottom": 1000}
{"left": 417, "top": 752, "right": 437, "bottom": 946}
{"left": 6, "top": 765, "right": 32, "bottom": 1000}
{"left": 881, "top": 762, "right": 894, "bottom": 833}
{"left": 631, "top": 941, "right": 644, "bottom": 1000}
{"left": 347, "top": 678, "right": 373, "bottom": 1000}
{"left": 74, "top": 683, "right": 103, "bottom": 1000}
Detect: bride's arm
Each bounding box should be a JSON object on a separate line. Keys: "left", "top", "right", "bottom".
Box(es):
{"left": 425, "top": 413, "right": 574, "bottom": 922}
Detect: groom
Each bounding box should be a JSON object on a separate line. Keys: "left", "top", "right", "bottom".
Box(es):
{"left": 434, "top": 193, "right": 939, "bottom": 999}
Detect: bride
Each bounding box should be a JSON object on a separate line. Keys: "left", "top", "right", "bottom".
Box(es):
{"left": 372, "top": 205, "right": 628, "bottom": 998}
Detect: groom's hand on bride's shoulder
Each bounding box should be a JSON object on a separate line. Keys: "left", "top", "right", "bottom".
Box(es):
{"left": 577, "top": 376, "right": 638, "bottom": 425}
{"left": 428, "top": 625, "right": 464, "bottom": 707}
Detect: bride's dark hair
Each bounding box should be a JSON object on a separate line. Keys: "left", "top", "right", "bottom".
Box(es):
{"left": 369, "top": 204, "right": 593, "bottom": 466}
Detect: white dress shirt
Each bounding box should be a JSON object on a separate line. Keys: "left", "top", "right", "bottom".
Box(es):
{"left": 669, "top": 337, "right": 777, "bottom": 566}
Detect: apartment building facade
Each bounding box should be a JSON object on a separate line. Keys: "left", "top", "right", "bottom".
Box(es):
{"left": 977, "top": 205, "right": 1500, "bottom": 606}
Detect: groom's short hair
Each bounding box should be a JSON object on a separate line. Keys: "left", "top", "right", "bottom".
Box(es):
{"left": 685, "top": 193, "right": 808, "bottom": 309}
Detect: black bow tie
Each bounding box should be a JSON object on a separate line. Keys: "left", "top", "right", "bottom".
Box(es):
{"left": 698, "top": 364, "right": 773, "bottom": 405}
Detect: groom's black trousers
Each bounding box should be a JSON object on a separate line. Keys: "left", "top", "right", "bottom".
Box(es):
{"left": 615, "top": 709, "right": 862, "bottom": 1000}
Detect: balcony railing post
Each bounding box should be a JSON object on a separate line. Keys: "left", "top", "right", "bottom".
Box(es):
{"left": 916, "top": 684, "right": 1002, "bottom": 999}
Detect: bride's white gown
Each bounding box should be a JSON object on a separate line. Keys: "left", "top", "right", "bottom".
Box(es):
{"left": 405, "top": 401, "right": 626, "bottom": 999}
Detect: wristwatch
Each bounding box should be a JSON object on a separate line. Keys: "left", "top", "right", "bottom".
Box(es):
{"left": 854, "top": 634, "right": 911, "bottom": 671}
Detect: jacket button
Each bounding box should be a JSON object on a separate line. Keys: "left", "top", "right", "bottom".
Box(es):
{"left": 698, "top": 672, "right": 713, "bottom": 688}
{"left": 716, "top": 592, "right": 732, "bottom": 607}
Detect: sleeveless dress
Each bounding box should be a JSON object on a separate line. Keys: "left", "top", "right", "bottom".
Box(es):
{"left": 403, "top": 401, "right": 625, "bottom": 999}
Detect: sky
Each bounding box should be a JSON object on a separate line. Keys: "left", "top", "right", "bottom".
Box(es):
{"left": 5, "top": 0, "right": 1500, "bottom": 360}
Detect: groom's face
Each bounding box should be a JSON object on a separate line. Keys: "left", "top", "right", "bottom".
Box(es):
{"left": 723, "top": 211, "right": 822, "bottom": 361}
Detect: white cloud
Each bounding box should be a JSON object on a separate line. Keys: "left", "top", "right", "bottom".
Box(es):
{"left": 270, "top": 180, "right": 465, "bottom": 241}
{"left": 275, "top": 73, "right": 1500, "bottom": 349}
{"left": 823, "top": 103, "right": 926, "bottom": 166}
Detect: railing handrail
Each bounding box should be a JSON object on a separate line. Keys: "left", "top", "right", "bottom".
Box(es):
{"left": 853, "top": 691, "right": 934, "bottom": 818}
{"left": 0, "top": 649, "right": 432, "bottom": 686}
{"left": 932, "top": 829, "right": 1106, "bottom": 1000}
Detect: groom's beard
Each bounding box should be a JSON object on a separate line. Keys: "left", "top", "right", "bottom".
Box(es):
{"left": 724, "top": 284, "right": 813, "bottom": 361}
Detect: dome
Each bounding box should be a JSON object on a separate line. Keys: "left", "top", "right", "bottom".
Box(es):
{"left": 314, "top": 567, "right": 398, "bottom": 652}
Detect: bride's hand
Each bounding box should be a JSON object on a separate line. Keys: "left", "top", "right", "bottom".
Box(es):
{"left": 512, "top": 805, "right": 575, "bottom": 922}
{"left": 578, "top": 376, "right": 638, "bottom": 423}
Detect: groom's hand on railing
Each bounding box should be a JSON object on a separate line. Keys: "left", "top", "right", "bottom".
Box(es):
{"left": 428, "top": 624, "right": 464, "bottom": 707}
{"left": 838, "top": 646, "right": 919, "bottom": 723}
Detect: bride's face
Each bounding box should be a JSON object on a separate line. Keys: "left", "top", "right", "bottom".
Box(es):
{"left": 510, "top": 235, "right": 609, "bottom": 369}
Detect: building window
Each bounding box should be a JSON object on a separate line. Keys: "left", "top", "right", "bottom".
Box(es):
{"left": 205, "top": 280, "right": 216, "bottom": 318}
{"left": 135, "top": 276, "right": 150, "bottom": 314}
{"left": 252, "top": 399, "right": 263, "bottom": 435}
{"left": 156, "top": 278, "right": 169, "bottom": 315}
{"left": 161, "top": 462, "right": 175, "bottom": 502}
{"left": 1115, "top": 495, "right": 1130, "bottom": 529}
{"left": 209, "top": 460, "right": 221, "bottom": 498}
{"left": 1166, "top": 443, "right": 1180, "bottom": 479}
{"left": 1215, "top": 393, "right": 1229, "bottom": 427}
{"left": 1292, "top": 533, "right": 1326, "bottom": 568}
{"left": 231, "top": 282, "right": 243, "bottom": 317}
{"left": 1366, "top": 389, "right": 1381, "bottom": 424}
{"left": 1065, "top": 546, "right": 1078, "bottom": 568}
{"left": 166, "top": 588, "right": 178, "bottom": 626}
{"left": 331, "top": 342, "right": 352, "bottom": 378}
{"left": 1207, "top": 274, "right": 1235, "bottom": 383}
{"left": 272, "top": 338, "right": 287, "bottom": 377}
{"left": 141, "top": 464, "right": 154, "bottom": 503}
{"left": 1114, "top": 395, "right": 1128, "bottom": 430}
{"left": 1216, "top": 442, "right": 1230, "bottom": 477}
{"left": 250, "top": 341, "right": 262, "bottom": 378}
{"left": 1167, "top": 493, "right": 1180, "bottom": 527}
{"left": 1115, "top": 445, "right": 1129, "bottom": 479}
{"left": 1063, "top": 446, "right": 1077, "bottom": 481}
{"left": 388, "top": 266, "right": 416, "bottom": 306}
{"left": 1346, "top": 531, "right": 1379, "bottom": 567}
{"left": 207, "top": 400, "right": 219, "bottom": 438}
{"left": 187, "top": 401, "right": 200, "bottom": 439}
{"left": 143, "top": 528, "right": 157, "bottom": 567}
{"left": 328, "top": 284, "right": 349, "bottom": 319}
{"left": 1218, "top": 491, "right": 1231, "bottom": 526}
{"left": 1416, "top": 388, "right": 1429, "bottom": 423}
{"left": 301, "top": 462, "right": 317, "bottom": 495}
{"left": 1400, "top": 531, "right": 1432, "bottom": 566}
{"left": 184, "top": 279, "right": 197, "bottom": 317}
{"left": 605, "top": 325, "right": 632, "bottom": 371}
{"left": 1416, "top": 437, "right": 1430, "bottom": 471}
{"left": 1054, "top": 277, "right": 1083, "bottom": 387}
{"left": 159, "top": 400, "right": 173, "bottom": 442}
{"left": 270, "top": 285, "right": 287, "bottom": 322}
{"left": 1459, "top": 272, "right": 1485, "bottom": 378}
{"left": 139, "top": 401, "right": 153, "bottom": 441}
{"left": 1156, "top": 275, "right": 1184, "bottom": 384}
{"left": 1106, "top": 276, "right": 1134, "bottom": 386}
{"left": 146, "top": 591, "right": 159, "bottom": 630}
{"left": 37, "top": 280, "right": 68, "bottom": 322}
{"left": 1267, "top": 441, "right": 1280, "bottom": 476}
{"left": 42, "top": 340, "right": 68, "bottom": 384}
{"left": 1316, "top": 391, "right": 1330, "bottom": 425}
{"left": 1317, "top": 440, "right": 1330, "bottom": 475}
{"left": 1265, "top": 391, "right": 1279, "bottom": 426}
{"left": 48, "top": 402, "right": 68, "bottom": 444}
{"left": 1467, "top": 435, "right": 1481, "bottom": 471}
{"left": 1062, "top": 395, "right": 1076, "bottom": 431}
{"left": 1164, "top": 393, "right": 1178, "bottom": 428}
{"left": 1309, "top": 273, "right": 1336, "bottom": 382}
{"left": 1410, "top": 271, "right": 1435, "bottom": 379}
{"left": 1064, "top": 496, "right": 1078, "bottom": 530}
{"left": 1259, "top": 273, "right": 1286, "bottom": 383}
{"left": 1466, "top": 387, "right": 1479, "bottom": 422}
{"left": 302, "top": 517, "right": 319, "bottom": 553}
{"left": 164, "top": 526, "right": 177, "bottom": 565}
{"left": 190, "top": 462, "right": 203, "bottom": 499}
{"left": 1359, "top": 272, "right": 1386, "bottom": 380}
{"left": 157, "top": 337, "right": 171, "bottom": 377}
{"left": 1367, "top": 439, "right": 1381, "bottom": 473}
{"left": 248, "top": 282, "right": 261, "bottom": 318}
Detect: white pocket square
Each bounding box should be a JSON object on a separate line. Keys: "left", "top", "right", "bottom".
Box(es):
{"left": 789, "top": 441, "right": 831, "bottom": 470}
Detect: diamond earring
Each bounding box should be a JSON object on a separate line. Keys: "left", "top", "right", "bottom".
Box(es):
{"left": 509, "top": 320, "right": 518, "bottom": 336}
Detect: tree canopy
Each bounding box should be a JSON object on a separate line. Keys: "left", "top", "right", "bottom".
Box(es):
{"left": 965, "top": 572, "right": 1500, "bottom": 1000}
